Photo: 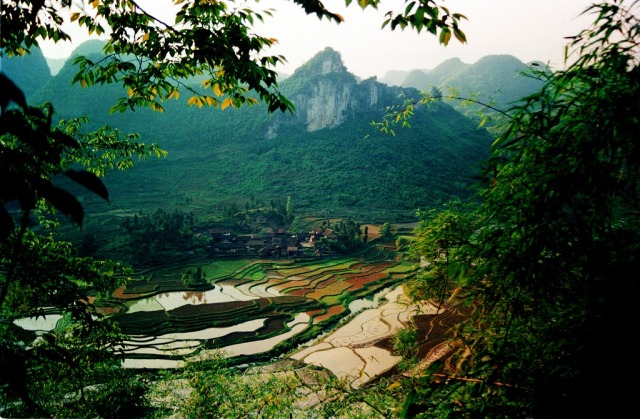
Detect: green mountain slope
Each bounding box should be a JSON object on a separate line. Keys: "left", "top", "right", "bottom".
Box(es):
{"left": 1, "top": 46, "right": 52, "bottom": 99}
{"left": 382, "top": 54, "right": 544, "bottom": 109}
{"left": 30, "top": 44, "right": 494, "bottom": 227}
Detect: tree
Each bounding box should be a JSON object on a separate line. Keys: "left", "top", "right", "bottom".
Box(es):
{"left": 405, "top": 1, "right": 640, "bottom": 416}
{"left": 182, "top": 266, "right": 207, "bottom": 287}
{"left": 0, "top": 218, "right": 151, "bottom": 417}
{"left": 407, "top": 199, "right": 479, "bottom": 308}
{"left": 379, "top": 221, "right": 393, "bottom": 236}
{"left": 285, "top": 195, "right": 294, "bottom": 223}
{"left": 393, "top": 325, "right": 418, "bottom": 362}
{"left": 0, "top": 88, "right": 163, "bottom": 414}
{"left": 329, "top": 217, "right": 363, "bottom": 253}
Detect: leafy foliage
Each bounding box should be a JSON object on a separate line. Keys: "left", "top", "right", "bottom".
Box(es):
{"left": 152, "top": 354, "right": 401, "bottom": 418}
{"left": 327, "top": 217, "right": 365, "bottom": 253}
{"left": 393, "top": 325, "right": 418, "bottom": 360}
{"left": 405, "top": 1, "right": 640, "bottom": 415}
{"left": 1, "top": 45, "right": 161, "bottom": 411}
{"left": 2, "top": 317, "right": 149, "bottom": 418}
{"left": 181, "top": 266, "right": 207, "bottom": 287}
{"left": 378, "top": 0, "right": 467, "bottom": 45}
{"left": 407, "top": 199, "right": 479, "bottom": 305}
{"left": 1, "top": 38, "right": 162, "bottom": 419}
{"left": 0, "top": 222, "right": 143, "bottom": 416}
{"left": 2, "top": 1, "right": 465, "bottom": 116}
{"left": 1, "top": 89, "right": 104, "bottom": 237}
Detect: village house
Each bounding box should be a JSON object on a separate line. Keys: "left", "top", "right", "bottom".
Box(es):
{"left": 203, "top": 226, "right": 328, "bottom": 258}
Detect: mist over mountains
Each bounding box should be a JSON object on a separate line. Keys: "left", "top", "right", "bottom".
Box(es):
{"left": 380, "top": 55, "right": 546, "bottom": 110}
{"left": 2, "top": 43, "right": 543, "bottom": 223}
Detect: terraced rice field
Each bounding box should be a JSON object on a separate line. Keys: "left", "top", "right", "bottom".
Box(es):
{"left": 291, "top": 286, "right": 439, "bottom": 389}
{"left": 107, "top": 245, "right": 419, "bottom": 372}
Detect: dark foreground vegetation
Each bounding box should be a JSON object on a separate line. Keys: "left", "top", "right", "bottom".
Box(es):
{"left": 2, "top": 0, "right": 639, "bottom": 417}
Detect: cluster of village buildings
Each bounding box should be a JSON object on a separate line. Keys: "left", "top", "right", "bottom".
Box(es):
{"left": 199, "top": 226, "right": 336, "bottom": 258}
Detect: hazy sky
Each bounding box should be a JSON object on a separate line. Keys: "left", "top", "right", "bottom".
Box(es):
{"left": 41, "top": 0, "right": 597, "bottom": 79}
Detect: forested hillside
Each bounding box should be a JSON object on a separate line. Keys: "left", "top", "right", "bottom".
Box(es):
{"left": 1, "top": 46, "right": 51, "bottom": 99}
{"left": 28, "top": 44, "right": 495, "bottom": 224}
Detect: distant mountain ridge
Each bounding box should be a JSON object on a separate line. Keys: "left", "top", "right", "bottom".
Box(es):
{"left": 380, "top": 54, "right": 545, "bottom": 108}
{"left": 1, "top": 47, "right": 52, "bottom": 99}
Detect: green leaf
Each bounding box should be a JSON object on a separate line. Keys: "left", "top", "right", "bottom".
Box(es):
{"left": 0, "top": 73, "right": 27, "bottom": 110}
{"left": 439, "top": 28, "right": 451, "bottom": 45}
{"left": 50, "top": 130, "right": 80, "bottom": 150}
{"left": 38, "top": 181, "right": 85, "bottom": 226}
{"left": 64, "top": 170, "right": 110, "bottom": 201}
{"left": 453, "top": 27, "right": 467, "bottom": 43}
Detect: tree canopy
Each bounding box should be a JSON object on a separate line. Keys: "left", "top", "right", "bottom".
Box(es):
{"left": 405, "top": 0, "right": 640, "bottom": 415}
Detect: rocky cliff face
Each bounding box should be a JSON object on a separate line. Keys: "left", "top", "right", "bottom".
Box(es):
{"left": 268, "top": 47, "right": 397, "bottom": 137}
{"left": 297, "top": 77, "right": 353, "bottom": 131}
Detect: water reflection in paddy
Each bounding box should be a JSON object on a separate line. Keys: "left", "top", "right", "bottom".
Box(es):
{"left": 15, "top": 284, "right": 399, "bottom": 372}
{"left": 348, "top": 287, "right": 392, "bottom": 314}
{"left": 13, "top": 314, "right": 62, "bottom": 331}
{"left": 127, "top": 284, "right": 258, "bottom": 313}
{"left": 138, "top": 318, "right": 266, "bottom": 341}
{"left": 216, "top": 312, "right": 310, "bottom": 357}
{"left": 121, "top": 313, "right": 310, "bottom": 369}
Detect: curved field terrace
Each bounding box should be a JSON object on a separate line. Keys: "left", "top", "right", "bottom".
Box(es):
{"left": 106, "top": 244, "right": 419, "bottom": 379}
